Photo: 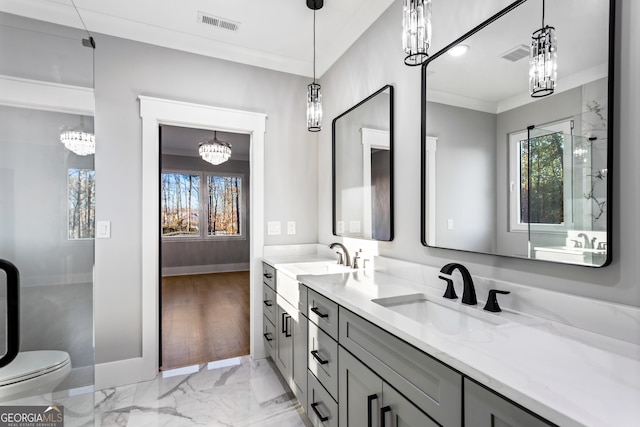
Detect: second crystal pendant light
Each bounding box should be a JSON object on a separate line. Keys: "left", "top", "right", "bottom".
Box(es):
{"left": 307, "top": 0, "right": 323, "bottom": 132}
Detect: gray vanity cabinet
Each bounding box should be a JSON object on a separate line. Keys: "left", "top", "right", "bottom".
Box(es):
{"left": 339, "top": 307, "right": 462, "bottom": 427}
{"left": 293, "top": 284, "right": 308, "bottom": 409}
{"left": 339, "top": 347, "right": 439, "bottom": 427}
{"left": 464, "top": 379, "right": 554, "bottom": 427}
{"left": 275, "top": 299, "right": 294, "bottom": 380}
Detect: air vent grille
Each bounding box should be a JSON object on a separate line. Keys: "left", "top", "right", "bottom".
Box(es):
{"left": 197, "top": 12, "right": 240, "bottom": 32}
{"left": 500, "top": 44, "right": 530, "bottom": 62}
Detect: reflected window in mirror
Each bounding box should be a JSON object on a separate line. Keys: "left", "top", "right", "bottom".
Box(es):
{"left": 420, "top": 0, "right": 613, "bottom": 267}
{"left": 333, "top": 85, "right": 394, "bottom": 241}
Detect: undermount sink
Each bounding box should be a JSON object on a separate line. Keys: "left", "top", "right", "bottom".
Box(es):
{"left": 280, "top": 261, "right": 354, "bottom": 277}
{"left": 372, "top": 293, "right": 507, "bottom": 336}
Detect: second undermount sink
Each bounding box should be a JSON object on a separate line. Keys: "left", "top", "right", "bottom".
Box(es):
{"left": 372, "top": 293, "right": 508, "bottom": 336}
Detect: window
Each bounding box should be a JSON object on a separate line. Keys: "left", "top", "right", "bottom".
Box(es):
{"left": 509, "top": 120, "right": 572, "bottom": 231}
{"left": 68, "top": 168, "right": 95, "bottom": 239}
{"left": 207, "top": 175, "right": 242, "bottom": 237}
{"left": 161, "top": 171, "right": 244, "bottom": 239}
{"left": 161, "top": 172, "right": 201, "bottom": 237}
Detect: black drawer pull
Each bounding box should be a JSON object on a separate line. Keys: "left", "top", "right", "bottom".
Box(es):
{"left": 263, "top": 273, "right": 273, "bottom": 279}
{"left": 310, "top": 402, "right": 329, "bottom": 422}
{"left": 310, "top": 306, "right": 329, "bottom": 318}
{"left": 281, "top": 312, "right": 290, "bottom": 334}
{"left": 380, "top": 406, "right": 391, "bottom": 427}
{"left": 263, "top": 332, "right": 273, "bottom": 342}
{"left": 263, "top": 299, "right": 273, "bottom": 307}
{"left": 311, "top": 349, "right": 329, "bottom": 365}
{"left": 367, "top": 394, "right": 378, "bottom": 427}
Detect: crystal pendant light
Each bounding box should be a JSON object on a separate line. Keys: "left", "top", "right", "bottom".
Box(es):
{"left": 529, "top": 0, "right": 557, "bottom": 97}
{"left": 199, "top": 131, "right": 232, "bottom": 165}
{"left": 60, "top": 128, "right": 95, "bottom": 156}
{"left": 403, "top": 0, "right": 432, "bottom": 66}
{"left": 307, "top": 0, "right": 323, "bottom": 132}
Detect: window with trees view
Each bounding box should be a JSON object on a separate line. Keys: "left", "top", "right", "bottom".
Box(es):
{"left": 509, "top": 120, "right": 572, "bottom": 231}
{"left": 68, "top": 168, "right": 95, "bottom": 239}
{"left": 161, "top": 172, "right": 243, "bottom": 239}
{"left": 161, "top": 173, "right": 201, "bottom": 237}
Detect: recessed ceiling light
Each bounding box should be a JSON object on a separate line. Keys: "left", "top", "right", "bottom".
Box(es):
{"left": 448, "top": 44, "right": 469, "bottom": 57}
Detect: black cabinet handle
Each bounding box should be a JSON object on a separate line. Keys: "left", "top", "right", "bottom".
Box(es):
{"left": 380, "top": 406, "right": 391, "bottom": 427}
{"left": 263, "top": 273, "right": 273, "bottom": 279}
{"left": 263, "top": 332, "right": 273, "bottom": 342}
{"left": 310, "top": 349, "right": 329, "bottom": 365}
{"left": 310, "top": 402, "right": 329, "bottom": 422}
{"left": 285, "top": 314, "right": 292, "bottom": 338}
{"left": 367, "top": 394, "right": 378, "bottom": 427}
{"left": 263, "top": 299, "right": 273, "bottom": 307}
{"left": 281, "top": 312, "right": 290, "bottom": 334}
{"left": 310, "top": 306, "right": 329, "bottom": 318}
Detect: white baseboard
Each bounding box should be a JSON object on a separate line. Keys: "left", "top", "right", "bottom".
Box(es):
{"left": 161, "top": 263, "right": 249, "bottom": 277}
{"left": 95, "top": 357, "right": 156, "bottom": 390}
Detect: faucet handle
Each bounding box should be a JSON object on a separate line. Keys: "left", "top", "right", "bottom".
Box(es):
{"left": 483, "top": 290, "right": 510, "bottom": 312}
{"left": 335, "top": 252, "right": 344, "bottom": 265}
{"left": 439, "top": 276, "right": 458, "bottom": 300}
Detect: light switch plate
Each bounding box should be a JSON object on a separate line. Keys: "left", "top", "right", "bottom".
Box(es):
{"left": 349, "top": 220, "right": 361, "bottom": 233}
{"left": 267, "top": 221, "right": 281, "bottom": 235}
{"left": 337, "top": 221, "right": 344, "bottom": 234}
{"left": 287, "top": 221, "right": 296, "bottom": 235}
{"left": 97, "top": 220, "right": 111, "bottom": 238}
{"left": 447, "top": 219, "right": 454, "bottom": 230}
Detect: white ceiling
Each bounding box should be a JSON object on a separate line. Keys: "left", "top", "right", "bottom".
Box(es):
{"left": 161, "top": 126, "right": 250, "bottom": 161}
{"left": 0, "top": 0, "right": 395, "bottom": 77}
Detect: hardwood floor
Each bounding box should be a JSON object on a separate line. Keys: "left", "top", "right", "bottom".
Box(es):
{"left": 161, "top": 271, "right": 250, "bottom": 370}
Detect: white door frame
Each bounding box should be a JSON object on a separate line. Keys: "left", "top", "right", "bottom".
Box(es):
{"left": 137, "top": 96, "right": 266, "bottom": 382}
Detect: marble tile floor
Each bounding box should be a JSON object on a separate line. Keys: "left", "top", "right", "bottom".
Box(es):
{"left": 3, "top": 356, "right": 311, "bottom": 427}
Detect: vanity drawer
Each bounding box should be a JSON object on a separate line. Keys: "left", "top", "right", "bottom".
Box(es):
{"left": 308, "top": 321, "right": 339, "bottom": 401}
{"left": 307, "top": 370, "right": 338, "bottom": 427}
{"left": 339, "top": 307, "right": 462, "bottom": 427}
{"left": 262, "top": 262, "right": 275, "bottom": 290}
{"left": 263, "top": 315, "right": 275, "bottom": 358}
{"left": 308, "top": 289, "right": 339, "bottom": 340}
{"left": 262, "top": 283, "right": 276, "bottom": 326}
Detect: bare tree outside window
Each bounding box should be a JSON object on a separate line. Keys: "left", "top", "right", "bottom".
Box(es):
{"left": 161, "top": 172, "right": 201, "bottom": 237}
{"left": 68, "top": 168, "right": 95, "bottom": 239}
{"left": 207, "top": 175, "right": 242, "bottom": 236}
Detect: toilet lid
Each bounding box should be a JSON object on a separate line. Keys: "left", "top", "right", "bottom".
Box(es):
{"left": 0, "top": 351, "right": 71, "bottom": 387}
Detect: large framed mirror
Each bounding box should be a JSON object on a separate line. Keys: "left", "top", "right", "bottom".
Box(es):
{"left": 421, "top": 0, "right": 613, "bottom": 267}
{"left": 333, "top": 85, "right": 394, "bottom": 241}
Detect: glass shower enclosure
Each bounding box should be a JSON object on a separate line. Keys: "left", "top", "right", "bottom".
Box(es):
{"left": 0, "top": 3, "right": 96, "bottom": 423}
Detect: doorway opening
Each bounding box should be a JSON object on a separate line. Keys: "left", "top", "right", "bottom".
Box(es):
{"left": 159, "top": 125, "right": 251, "bottom": 370}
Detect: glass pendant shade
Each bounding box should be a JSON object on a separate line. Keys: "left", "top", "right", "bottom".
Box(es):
{"left": 199, "top": 133, "right": 232, "bottom": 165}
{"left": 529, "top": 25, "right": 557, "bottom": 97}
{"left": 60, "top": 129, "right": 95, "bottom": 156}
{"left": 403, "top": 0, "right": 432, "bottom": 66}
{"left": 307, "top": 82, "right": 322, "bottom": 132}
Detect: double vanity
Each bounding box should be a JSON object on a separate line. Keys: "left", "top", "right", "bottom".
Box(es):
{"left": 261, "top": 251, "right": 640, "bottom": 427}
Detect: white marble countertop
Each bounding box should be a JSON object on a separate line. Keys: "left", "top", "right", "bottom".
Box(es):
{"left": 263, "top": 259, "right": 640, "bottom": 427}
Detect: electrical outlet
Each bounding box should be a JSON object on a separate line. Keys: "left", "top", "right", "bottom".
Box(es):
{"left": 287, "top": 221, "right": 296, "bottom": 235}
{"left": 447, "top": 219, "right": 454, "bottom": 230}
{"left": 349, "top": 220, "right": 361, "bottom": 233}
{"left": 267, "top": 221, "right": 281, "bottom": 235}
{"left": 337, "top": 221, "right": 344, "bottom": 234}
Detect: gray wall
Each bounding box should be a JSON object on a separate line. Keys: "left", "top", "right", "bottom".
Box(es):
{"left": 93, "top": 34, "right": 318, "bottom": 363}
{"left": 319, "top": 0, "right": 640, "bottom": 307}
{"left": 161, "top": 154, "right": 250, "bottom": 273}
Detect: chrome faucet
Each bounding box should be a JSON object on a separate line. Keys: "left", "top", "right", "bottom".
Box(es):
{"left": 329, "top": 242, "right": 350, "bottom": 267}
{"left": 439, "top": 263, "right": 477, "bottom": 305}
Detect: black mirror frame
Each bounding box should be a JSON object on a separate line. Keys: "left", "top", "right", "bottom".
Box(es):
{"left": 332, "top": 84, "right": 394, "bottom": 241}
{"left": 419, "top": 0, "right": 615, "bottom": 267}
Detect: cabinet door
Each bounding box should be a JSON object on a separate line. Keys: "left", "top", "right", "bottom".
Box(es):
{"left": 464, "top": 379, "right": 553, "bottom": 427}
{"left": 293, "top": 312, "right": 308, "bottom": 409}
{"left": 275, "top": 304, "right": 293, "bottom": 381}
{"left": 381, "top": 384, "right": 439, "bottom": 427}
{"left": 263, "top": 315, "right": 276, "bottom": 359}
{"left": 339, "top": 347, "right": 383, "bottom": 427}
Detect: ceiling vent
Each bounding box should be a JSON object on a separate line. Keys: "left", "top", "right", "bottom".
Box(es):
{"left": 500, "top": 44, "right": 529, "bottom": 62}
{"left": 197, "top": 12, "right": 240, "bottom": 32}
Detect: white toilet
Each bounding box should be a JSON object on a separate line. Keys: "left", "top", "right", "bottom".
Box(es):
{"left": 0, "top": 350, "right": 71, "bottom": 402}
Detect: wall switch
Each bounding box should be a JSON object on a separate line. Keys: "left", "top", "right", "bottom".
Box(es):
{"left": 336, "top": 221, "right": 344, "bottom": 234}
{"left": 349, "top": 220, "right": 361, "bottom": 233}
{"left": 447, "top": 219, "right": 454, "bottom": 230}
{"left": 267, "top": 221, "right": 281, "bottom": 235}
{"left": 287, "top": 221, "right": 296, "bottom": 235}
{"left": 97, "top": 220, "right": 111, "bottom": 238}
